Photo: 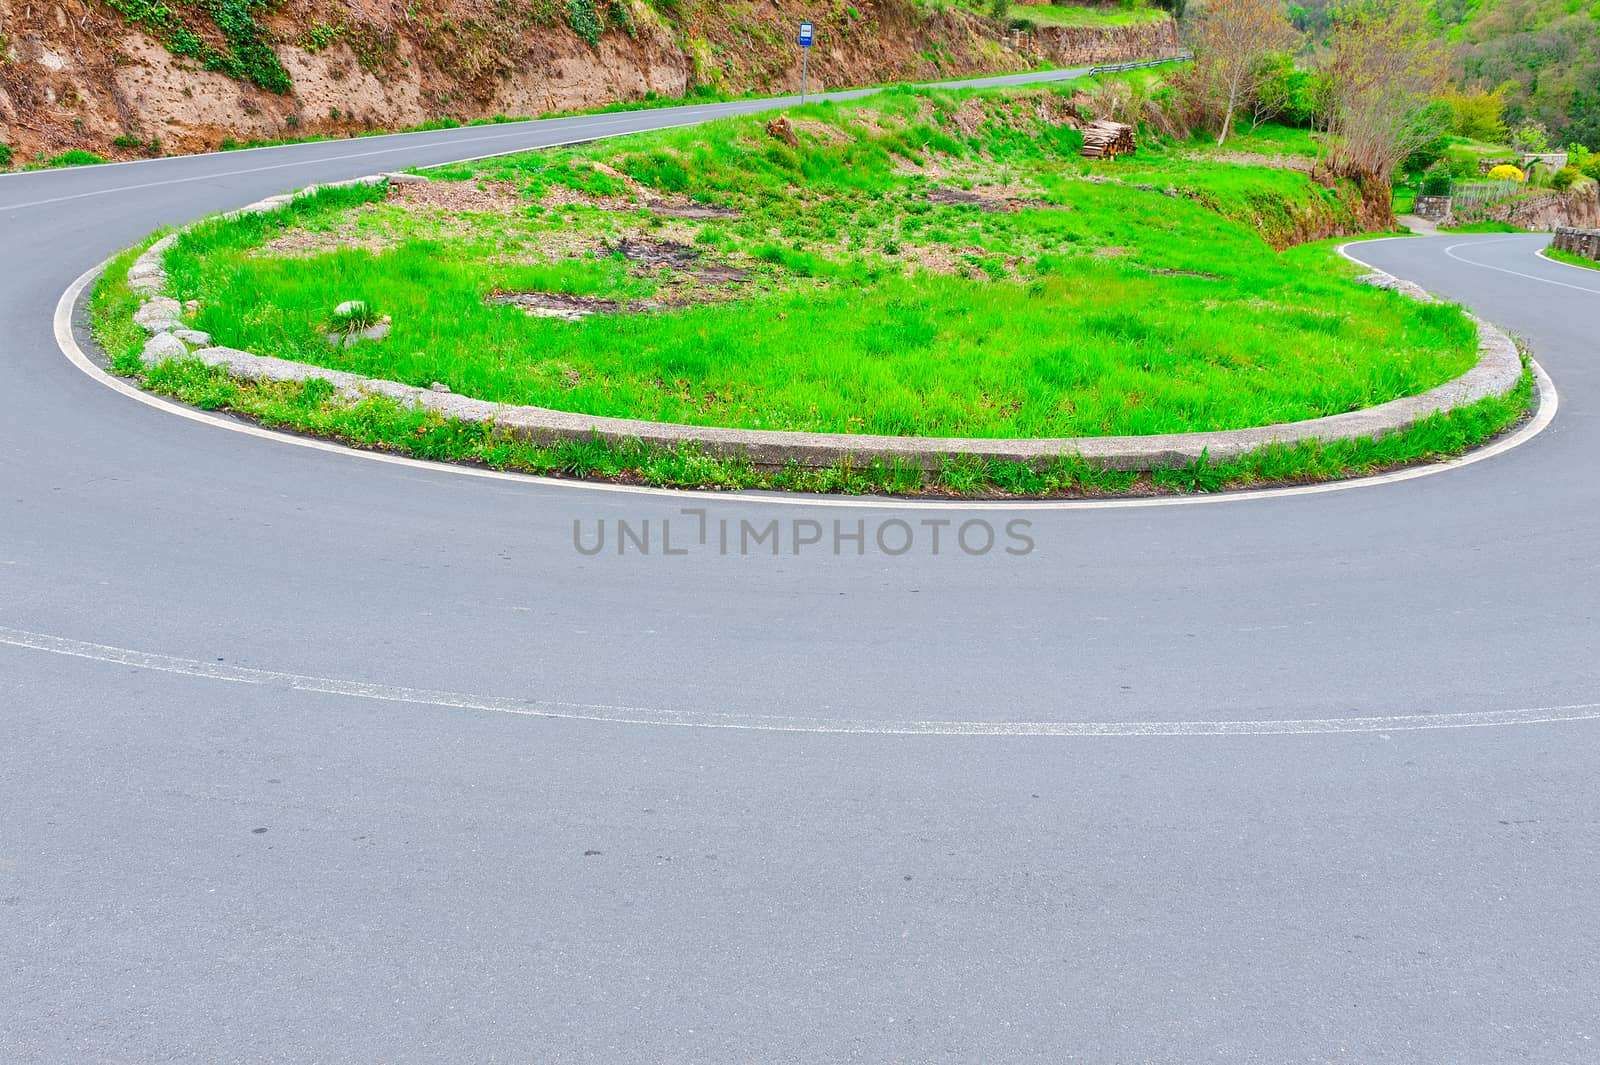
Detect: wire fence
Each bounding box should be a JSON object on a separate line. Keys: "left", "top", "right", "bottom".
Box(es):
{"left": 1087, "top": 52, "right": 1194, "bottom": 76}
{"left": 1449, "top": 179, "right": 1524, "bottom": 209}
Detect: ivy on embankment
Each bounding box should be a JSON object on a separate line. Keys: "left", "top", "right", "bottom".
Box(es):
{"left": 101, "top": 0, "right": 292, "bottom": 94}
{"left": 563, "top": 0, "right": 635, "bottom": 46}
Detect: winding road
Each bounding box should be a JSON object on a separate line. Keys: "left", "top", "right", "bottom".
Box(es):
{"left": 3, "top": 73, "right": 1599, "bottom": 1063}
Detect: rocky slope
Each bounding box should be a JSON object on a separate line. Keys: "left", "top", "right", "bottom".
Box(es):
{"left": 0, "top": 0, "right": 1179, "bottom": 164}
{"left": 1465, "top": 185, "right": 1600, "bottom": 231}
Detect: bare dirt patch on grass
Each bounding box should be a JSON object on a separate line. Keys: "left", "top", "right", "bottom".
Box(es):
{"left": 486, "top": 290, "right": 638, "bottom": 321}
{"left": 390, "top": 179, "right": 524, "bottom": 213}
{"left": 1193, "top": 150, "right": 1315, "bottom": 173}
{"left": 925, "top": 185, "right": 1065, "bottom": 213}
{"left": 257, "top": 226, "right": 395, "bottom": 258}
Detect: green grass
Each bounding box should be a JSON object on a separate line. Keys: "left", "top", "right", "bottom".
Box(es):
{"left": 1441, "top": 220, "right": 1527, "bottom": 233}
{"left": 1546, "top": 248, "right": 1600, "bottom": 271}
{"left": 1443, "top": 136, "right": 1515, "bottom": 158}
{"left": 1010, "top": 3, "right": 1169, "bottom": 27}
{"left": 24, "top": 149, "right": 110, "bottom": 170}
{"left": 91, "top": 227, "right": 1533, "bottom": 497}
{"left": 150, "top": 87, "right": 1476, "bottom": 443}
{"left": 1190, "top": 124, "right": 1323, "bottom": 160}
{"left": 914, "top": 0, "right": 1168, "bottom": 29}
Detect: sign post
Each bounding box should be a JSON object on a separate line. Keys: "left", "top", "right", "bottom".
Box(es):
{"left": 798, "top": 21, "right": 814, "bottom": 104}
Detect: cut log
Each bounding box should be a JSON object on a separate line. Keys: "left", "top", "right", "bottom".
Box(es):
{"left": 765, "top": 115, "right": 800, "bottom": 149}
{"left": 1080, "top": 120, "right": 1136, "bottom": 160}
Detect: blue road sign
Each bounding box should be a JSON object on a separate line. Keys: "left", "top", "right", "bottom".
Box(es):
{"left": 799, "top": 22, "right": 815, "bottom": 47}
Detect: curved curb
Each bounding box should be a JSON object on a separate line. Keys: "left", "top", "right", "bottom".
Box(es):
{"left": 1536, "top": 246, "right": 1600, "bottom": 280}
{"left": 123, "top": 179, "right": 1524, "bottom": 473}
{"left": 62, "top": 258, "right": 1560, "bottom": 510}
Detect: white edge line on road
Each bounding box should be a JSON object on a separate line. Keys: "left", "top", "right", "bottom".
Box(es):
{"left": 3, "top": 623, "right": 1596, "bottom": 737}
{"left": 0, "top": 104, "right": 731, "bottom": 183}
{"left": 2, "top": 112, "right": 718, "bottom": 212}
{"left": 56, "top": 253, "right": 1560, "bottom": 511}
{"left": 0, "top": 66, "right": 1098, "bottom": 188}
{"left": 1536, "top": 246, "right": 1600, "bottom": 278}
{"left": 1441, "top": 238, "right": 1600, "bottom": 295}
{"left": 3, "top": 66, "right": 1102, "bottom": 209}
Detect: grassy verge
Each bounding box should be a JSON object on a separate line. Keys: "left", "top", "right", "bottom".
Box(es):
{"left": 1013, "top": 3, "right": 1170, "bottom": 27}
{"left": 18, "top": 149, "right": 111, "bottom": 171}
{"left": 1441, "top": 220, "right": 1527, "bottom": 233}
{"left": 93, "top": 239, "right": 1533, "bottom": 499}
{"left": 916, "top": 0, "right": 1168, "bottom": 28}
{"left": 158, "top": 87, "right": 1475, "bottom": 441}
{"left": 1546, "top": 248, "right": 1600, "bottom": 271}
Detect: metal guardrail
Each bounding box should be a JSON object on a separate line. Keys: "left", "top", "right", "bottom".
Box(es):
{"left": 1087, "top": 52, "right": 1194, "bottom": 76}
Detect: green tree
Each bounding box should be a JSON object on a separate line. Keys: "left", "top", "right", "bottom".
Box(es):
{"left": 1511, "top": 121, "right": 1549, "bottom": 153}
{"left": 1443, "top": 87, "right": 1507, "bottom": 142}
{"left": 1321, "top": 0, "right": 1449, "bottom": 187}
{"left": 1189, "top": 0, "right": 1302, "bottom": 144}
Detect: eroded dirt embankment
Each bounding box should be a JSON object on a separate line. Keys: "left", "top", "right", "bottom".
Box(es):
{"left": 0, "top": 0, "right": 1179, "bottom": 163}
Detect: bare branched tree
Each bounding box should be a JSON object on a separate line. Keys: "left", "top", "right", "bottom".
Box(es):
{"left": 1187, "top": 0, "right": 1301, "bottom": 145}
{"left": 1321, "top": 0, "right": 1449, "bottom": 188}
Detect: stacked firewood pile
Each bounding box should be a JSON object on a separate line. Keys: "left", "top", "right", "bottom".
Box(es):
{"left": 1080, "top": 121, "right": 1137, "bottom": 160}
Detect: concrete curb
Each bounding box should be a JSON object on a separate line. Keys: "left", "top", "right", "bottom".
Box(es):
{"left": 125, "top": 176, "right": 1526, "bottom": 472}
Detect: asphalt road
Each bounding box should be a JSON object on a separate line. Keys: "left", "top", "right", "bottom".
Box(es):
{"left": 3, "top": 75, "right": 1599, "bottom": 1063}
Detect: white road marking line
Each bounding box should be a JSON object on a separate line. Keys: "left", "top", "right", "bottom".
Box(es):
{"left": 1443, "top": 240, "right": 1600, "bottom": 295}
{"left": 3, "top": 623, "right": 1596, "bottom": 737}
{"left": 0, "top": 69, "right": 1094, "bottom": 190}
{"left": 0, "top": 112, "right": 708, "bottom": 212}
{"left": 1, "top": 72, "right": 1014, "bottom": 211}
{"left": 1536, "top": 247, "right": 1600, "bottom": 278}
{"left": 55, "top": 259, "right": 1560, "bottom": 510}
{"left": 0, "top": 101, "right": 786, "bottom": 184}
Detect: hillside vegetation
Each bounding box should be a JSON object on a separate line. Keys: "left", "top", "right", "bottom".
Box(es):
{"left": 1447, "top": 0, "right": 1600, "bottom": 149}
{"left": 132, "top": 84, "right": 1474, "bottom": 442}
{"left": 1288, "top": 0, "right": 1599, "bottom": 149}
{"left": 0, "top": 0, "right": 1177, "bottom": 165}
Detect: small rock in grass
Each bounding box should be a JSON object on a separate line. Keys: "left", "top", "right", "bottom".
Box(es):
{"left": 325, "top": 322, "right": 390, "bottom": 347}
{"left": 141, "top": 332, "right": 188, "bottom": 363}
{"left": 174, "top": 328, "right": 213, "bottom": 347}
{"left": 334, "top": 300, "right": 367, "bottom": 317}
{"left": 132, "top": 298, "right": 182, "bottom": 331}
{"left": 183, "top": 300, "right": 200, "bottom": 314}
{"left": 128, "top": 261, "right": 163, "bottom": 280}
{"left": 130, "top": 276, "right": 165, "bottom": 296}
{"left": 1355, "top": 271, "right": 1400, "bottom": 290}
{"left": 384, "top": 172, "right": 430, "bottom": 185}
{"left": 429, "top": 381, "right": 450, "bottom": 393}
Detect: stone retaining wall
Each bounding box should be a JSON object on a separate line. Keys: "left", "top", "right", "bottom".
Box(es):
{"left": 1552, "top": 226, "right": 1600, "bottom": 262}
{"left": 118, "top": 177, "right": 1526, "bottom": 474}
{"left": 1030, "top": 19, "right": 1182, "bottom": 68}
{"left": 1413, "top": 195, "right": 1452, "bottom": 221}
